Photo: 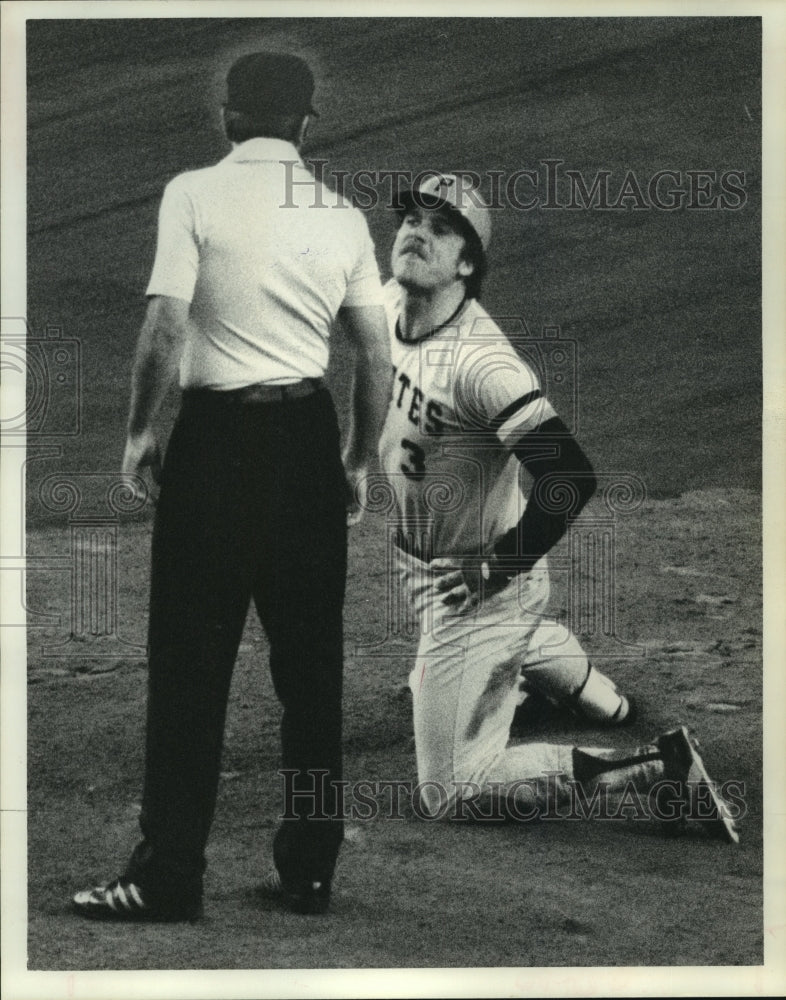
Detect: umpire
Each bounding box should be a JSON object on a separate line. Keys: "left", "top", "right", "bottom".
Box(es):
{"left": 73, "top": 52, "right": 391, "bottom": 919}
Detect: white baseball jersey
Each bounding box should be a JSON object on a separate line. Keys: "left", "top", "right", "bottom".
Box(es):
{"left": 381, "top": 283, "right": 628, "bottom": 821}
{"left": 378, "top": 280, "right": 557, "bottom": 560}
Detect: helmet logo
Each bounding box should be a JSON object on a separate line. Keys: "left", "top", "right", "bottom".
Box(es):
{"left": 436, "top": 175, "right": 455, "bottom": 192}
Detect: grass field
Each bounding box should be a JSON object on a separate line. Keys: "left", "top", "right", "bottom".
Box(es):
{"left": 13, "top": 10, "right": 769, "bottom": 989}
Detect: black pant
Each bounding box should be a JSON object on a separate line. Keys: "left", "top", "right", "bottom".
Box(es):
{"left": 126, "top": 387, "right": 347, "bottom": 902}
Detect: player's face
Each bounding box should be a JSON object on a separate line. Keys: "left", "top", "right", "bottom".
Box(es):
{"left": 392, "top": 207, "right": 473, "bottom": 292}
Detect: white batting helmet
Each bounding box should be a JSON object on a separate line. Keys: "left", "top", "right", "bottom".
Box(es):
{"left": 399, "top": 173, "right": 492, "bottom": 251}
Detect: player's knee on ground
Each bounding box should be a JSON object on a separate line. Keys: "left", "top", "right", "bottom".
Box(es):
{"left": 522, "top": 624, "right": 628, "bottom": 723}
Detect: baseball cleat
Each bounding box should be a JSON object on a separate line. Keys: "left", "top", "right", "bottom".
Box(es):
{"left": 72, "top": 877, "right": 202, "bottom": 922}
{"left": 656, "top": 726, "right": 740, "bottom": 844}
{"left": 257, "top": 867, "right": 332, "bottom": 915}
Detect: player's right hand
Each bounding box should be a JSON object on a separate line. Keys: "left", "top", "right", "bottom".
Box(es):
{"left": 431, "top": 554, "right": 517, "bottom": 615}
{"left": 122, "top": 428, "right": 162, "bottom": 503}
{"left": 430, "top": 558, "right": 481, "bottom": 615}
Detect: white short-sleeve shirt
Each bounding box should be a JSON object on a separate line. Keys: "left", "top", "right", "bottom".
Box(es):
{"left": 378, "top": 280, "right": 557, "bottom": 559}
{"left": 146, "top": 138, "right": 383, "bottom": 388}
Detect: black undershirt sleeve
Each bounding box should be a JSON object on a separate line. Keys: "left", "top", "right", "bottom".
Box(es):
{"left": 491, "top": 415, "right": 597, "bottom": 577}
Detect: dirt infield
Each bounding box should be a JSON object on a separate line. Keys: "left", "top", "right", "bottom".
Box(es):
{"left": 21, "top": 14, "right": 763, "bottom": 975}
{"left": 27, "top": 488, "right": 762, "bottom": 969}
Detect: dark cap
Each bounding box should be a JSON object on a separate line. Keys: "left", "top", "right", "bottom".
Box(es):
{"left": 226, "top": 52, "right": 317, "bottom": 116}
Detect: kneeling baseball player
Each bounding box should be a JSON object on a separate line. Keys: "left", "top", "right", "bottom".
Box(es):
{"left": 375, "top": 173, "right": 739, "bottom": 841}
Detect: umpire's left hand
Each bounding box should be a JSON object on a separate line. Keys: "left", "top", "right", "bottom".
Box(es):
{"left": 344, "top": 462, "right": 369, "bottom": 527}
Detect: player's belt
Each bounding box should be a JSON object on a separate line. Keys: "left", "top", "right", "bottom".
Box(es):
{"left": 185, "top": 378, "right": 323, "bottom": 405}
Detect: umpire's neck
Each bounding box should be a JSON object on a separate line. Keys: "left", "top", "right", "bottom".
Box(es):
{"left": 222, "top": 111, "right": 310, "bottom": 152}
{"left": 398, "top": 282, "right": 467, "bottom": 342}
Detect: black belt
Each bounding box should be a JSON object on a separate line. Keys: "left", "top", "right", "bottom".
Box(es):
{"left": 185, "top": 378, "right": 323, "bottom": 405}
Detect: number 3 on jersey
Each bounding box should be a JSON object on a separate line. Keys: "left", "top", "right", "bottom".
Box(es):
{"left": 401, "top": 438, "right": 426, "bottom": 480}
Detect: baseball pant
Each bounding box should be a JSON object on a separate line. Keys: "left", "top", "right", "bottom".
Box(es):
{"left": 396, "top": 550, "right": 661, "bottom": 818}
{"left": 126, "top": 386, "right": 347, "bottom": 901}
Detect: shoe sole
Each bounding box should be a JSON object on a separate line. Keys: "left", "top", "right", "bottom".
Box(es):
{"left": 660, "top": 726, "right": 740, "bottom": 844}
{"left": 72, "top": 900, "right": 202, "bottom": 922}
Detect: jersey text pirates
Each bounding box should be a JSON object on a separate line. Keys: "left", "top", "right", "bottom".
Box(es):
{"left": 378, "top": 280, "right": 557, "bottom": 560}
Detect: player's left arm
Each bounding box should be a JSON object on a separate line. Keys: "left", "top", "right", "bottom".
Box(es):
{"left": 489, "top": 414, "right": 597, "bottom": 581}
{"left": 434, "top": 413, "right": 596, "bottom": 605}
{"left": 433, "top": 339, "right": 596, "bottom": 605}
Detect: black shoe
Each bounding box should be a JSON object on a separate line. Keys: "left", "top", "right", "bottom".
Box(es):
{"left": 656, "top": 725, "right": 740, "bottom": 844}
{"left": 258, "top": 868, "right": 331, "bottom": 915}
{"left": 72, "top": 877, "right": 202, "bottom": 922}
